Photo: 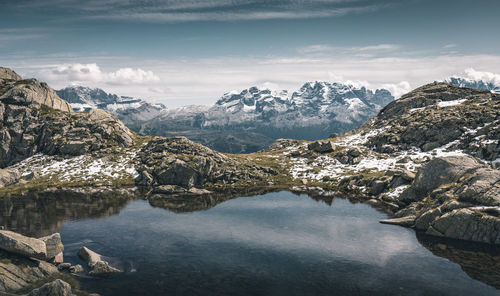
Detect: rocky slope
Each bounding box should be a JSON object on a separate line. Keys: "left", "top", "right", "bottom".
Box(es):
{"left": 263, "top": 82, "right": 499, "bottom": 244}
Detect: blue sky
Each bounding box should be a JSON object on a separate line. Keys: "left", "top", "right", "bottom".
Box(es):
{"left": 1, "top": 0, "right": 499, "bottom": 106}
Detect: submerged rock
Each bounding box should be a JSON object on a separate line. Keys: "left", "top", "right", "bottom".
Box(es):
{"left": 78, "top": 246, "right": 121, "bottom": 277}
{"left": 0, "top": 230, "right": 47, "bottom": 260}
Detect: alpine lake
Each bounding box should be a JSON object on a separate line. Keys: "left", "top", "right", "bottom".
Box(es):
{"left": 1, "top": 191, "right": 498, "bottom": 296}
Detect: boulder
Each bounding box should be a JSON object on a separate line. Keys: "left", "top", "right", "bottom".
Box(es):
{"left": 88, "top": 260, "right": 121, "bottom": 277}
{"left": 0, "top": 249, "right": 58, "bottom": 293}
{"left": 0, "top": 78, "right": 72, "bottom": 112}
{"left": 77, "top": 246, "right": 101, "bottom": 266}
{"left": 0, "top": 168, "right": 20, "bottom": 188}
{"left": 307, "top": 141, "right": 335, "bottom": 153}
{"left": 456, "top": 168, "right": 500, "bottom": 206}
{"left": 400, "top": 156, "right": 481, "bottom": 202}
{"left": 428, "top": 208, "right": 500, "bottom": 244}
{"left": 78, "top": 246, "right": 121, "bottom": 277}
{"left": 39, "top": 233, "right": 64, "bottom": 259}
{"left": 156, "top": 159, "right": 200, "bottom": 188}
{"left": 69, "top": 264, "right": 83, "bottom": 274}
{"left": 370, "top": 180, "right": 386, "bottom": 195}
{"left": 0, "top": 230, "right": 47, "bottom": 260}
{"left": 26, "top": 279, "right": 72, "bottom": 296}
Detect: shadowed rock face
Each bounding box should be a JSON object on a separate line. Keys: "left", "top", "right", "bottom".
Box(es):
{"left": 0, "top": 69, "right": 136, "bottom": 168}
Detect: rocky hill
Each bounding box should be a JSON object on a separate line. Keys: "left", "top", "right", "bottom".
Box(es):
{"left": 263, "top": 82, "right": 499, "bottom": 245}
{"left": 0, "top": 67, "right": 281, "bottom": 197}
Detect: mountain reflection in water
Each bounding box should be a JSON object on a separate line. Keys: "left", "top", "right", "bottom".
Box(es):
{"left": 0, "top": 191, "right": 498, "bottom": 294}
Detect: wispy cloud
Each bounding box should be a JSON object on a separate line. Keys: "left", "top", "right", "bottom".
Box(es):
{"left": 0, "top": 28, "right": 46, "bottom": 44}
{"left": 11, "top": 0, "right": 399, "bottom": 22}
{"left": 298, "top": 43, "right": 400, "bottom": 55}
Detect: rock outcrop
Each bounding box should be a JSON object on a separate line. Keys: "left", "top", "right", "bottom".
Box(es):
{"left": 361, "top": 83, "right": 499, "bottom": 160}
{"left": 390, "top": 156, "right": 500, "bottom": 244}
{"left": 0, "top": 68, "right": 136, "bottom": 168}
{"left": 0, "top": 249, "right": 58, "bottom": 293}
{"left": 135, "top": 136, "right": 276, "bottom": 189}
{"left": 0, "top": 230, "right": 47, "bottom": 260}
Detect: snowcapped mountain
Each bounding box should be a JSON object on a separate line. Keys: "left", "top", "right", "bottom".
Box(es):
{"left": 198, "top": 81, "right": 393, "bottom": 131}
{"left": 144, "top": 81, "right": 394, "bottom": 151}
{"left": 56, "top": 82, "right": 394, "bottom": 153}
{"left": 445, "top": 77, "right": 500, "bottom": 93}
{"left": 56, "top": 86, "right": 166, "bottom": 125}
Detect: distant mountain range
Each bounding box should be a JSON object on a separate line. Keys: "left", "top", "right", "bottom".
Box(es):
{"left": 56, "top": 76, "right": 499, "bottom": 153}
{"left": 57, "top": 82, "right": 394, "bottom": 152}
{"left": 445, "top": 77, "right": 500, "bottom": 93}
{"left": 56, "top": 86, "right": 165, "bottom": 125}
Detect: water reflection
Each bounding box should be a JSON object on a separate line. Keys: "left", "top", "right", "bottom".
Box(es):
{"left": 0, "top": 190, "right": 135, "bottom": 237}
{"left": 417, "top": 232, "right": 500, "bottom": 289}
{"left": 0, "top": 190, "right": 498, "bottom": 294}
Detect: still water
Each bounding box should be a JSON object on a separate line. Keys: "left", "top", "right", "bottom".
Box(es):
{"left": 2, "top": 191, "right": 499, "bottom": 295}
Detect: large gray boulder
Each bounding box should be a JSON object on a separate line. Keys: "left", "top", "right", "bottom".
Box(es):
{"left": 456, "top": 168, "right": 500, "bottom": 206}
{"left": 0, "top": 78, "right": 72, "bottom": 112}
{"left": 39, "top": 233, "right": 64, "bottom": 260}
{"left": 400, "top": 156, "right": 481, "bottom": 202}
{"left": 26, "top": 279, "right": 73, "bottom": 296}
{"left": 428, "top": 208, "right": 500, "bottom": 244}
{"left": 0, "top": 230, "right": 47, "bottom": 260}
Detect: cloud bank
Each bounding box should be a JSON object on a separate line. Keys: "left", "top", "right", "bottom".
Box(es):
{"left": 457, "top": 68, "right": 500, "bottom": 85}
{"left": 39, "top": 63, "right": 160, "bottom": 85}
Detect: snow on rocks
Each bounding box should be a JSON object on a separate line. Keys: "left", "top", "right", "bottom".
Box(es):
{"left": 8, "top": 148, "right": 139, "bottom": 184}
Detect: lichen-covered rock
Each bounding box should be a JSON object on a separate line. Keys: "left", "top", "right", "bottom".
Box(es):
{"left": 400, "top": 156, "right": 481, "bottom": 202}
{"left": 26, "top": 279, "right": 72, "bottom": 296}
{"left": 0, "top": 230, "right": 47, "bottom": 260}
{"left": 429, "top": 208, "right": 500, "bottom": 244}
{"left": 39, "top": 233, "right": 64, "bottom": 260}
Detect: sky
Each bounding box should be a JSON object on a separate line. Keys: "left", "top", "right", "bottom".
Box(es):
{"left": 0, "top": 0, "right": 499, "bottom": 107}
